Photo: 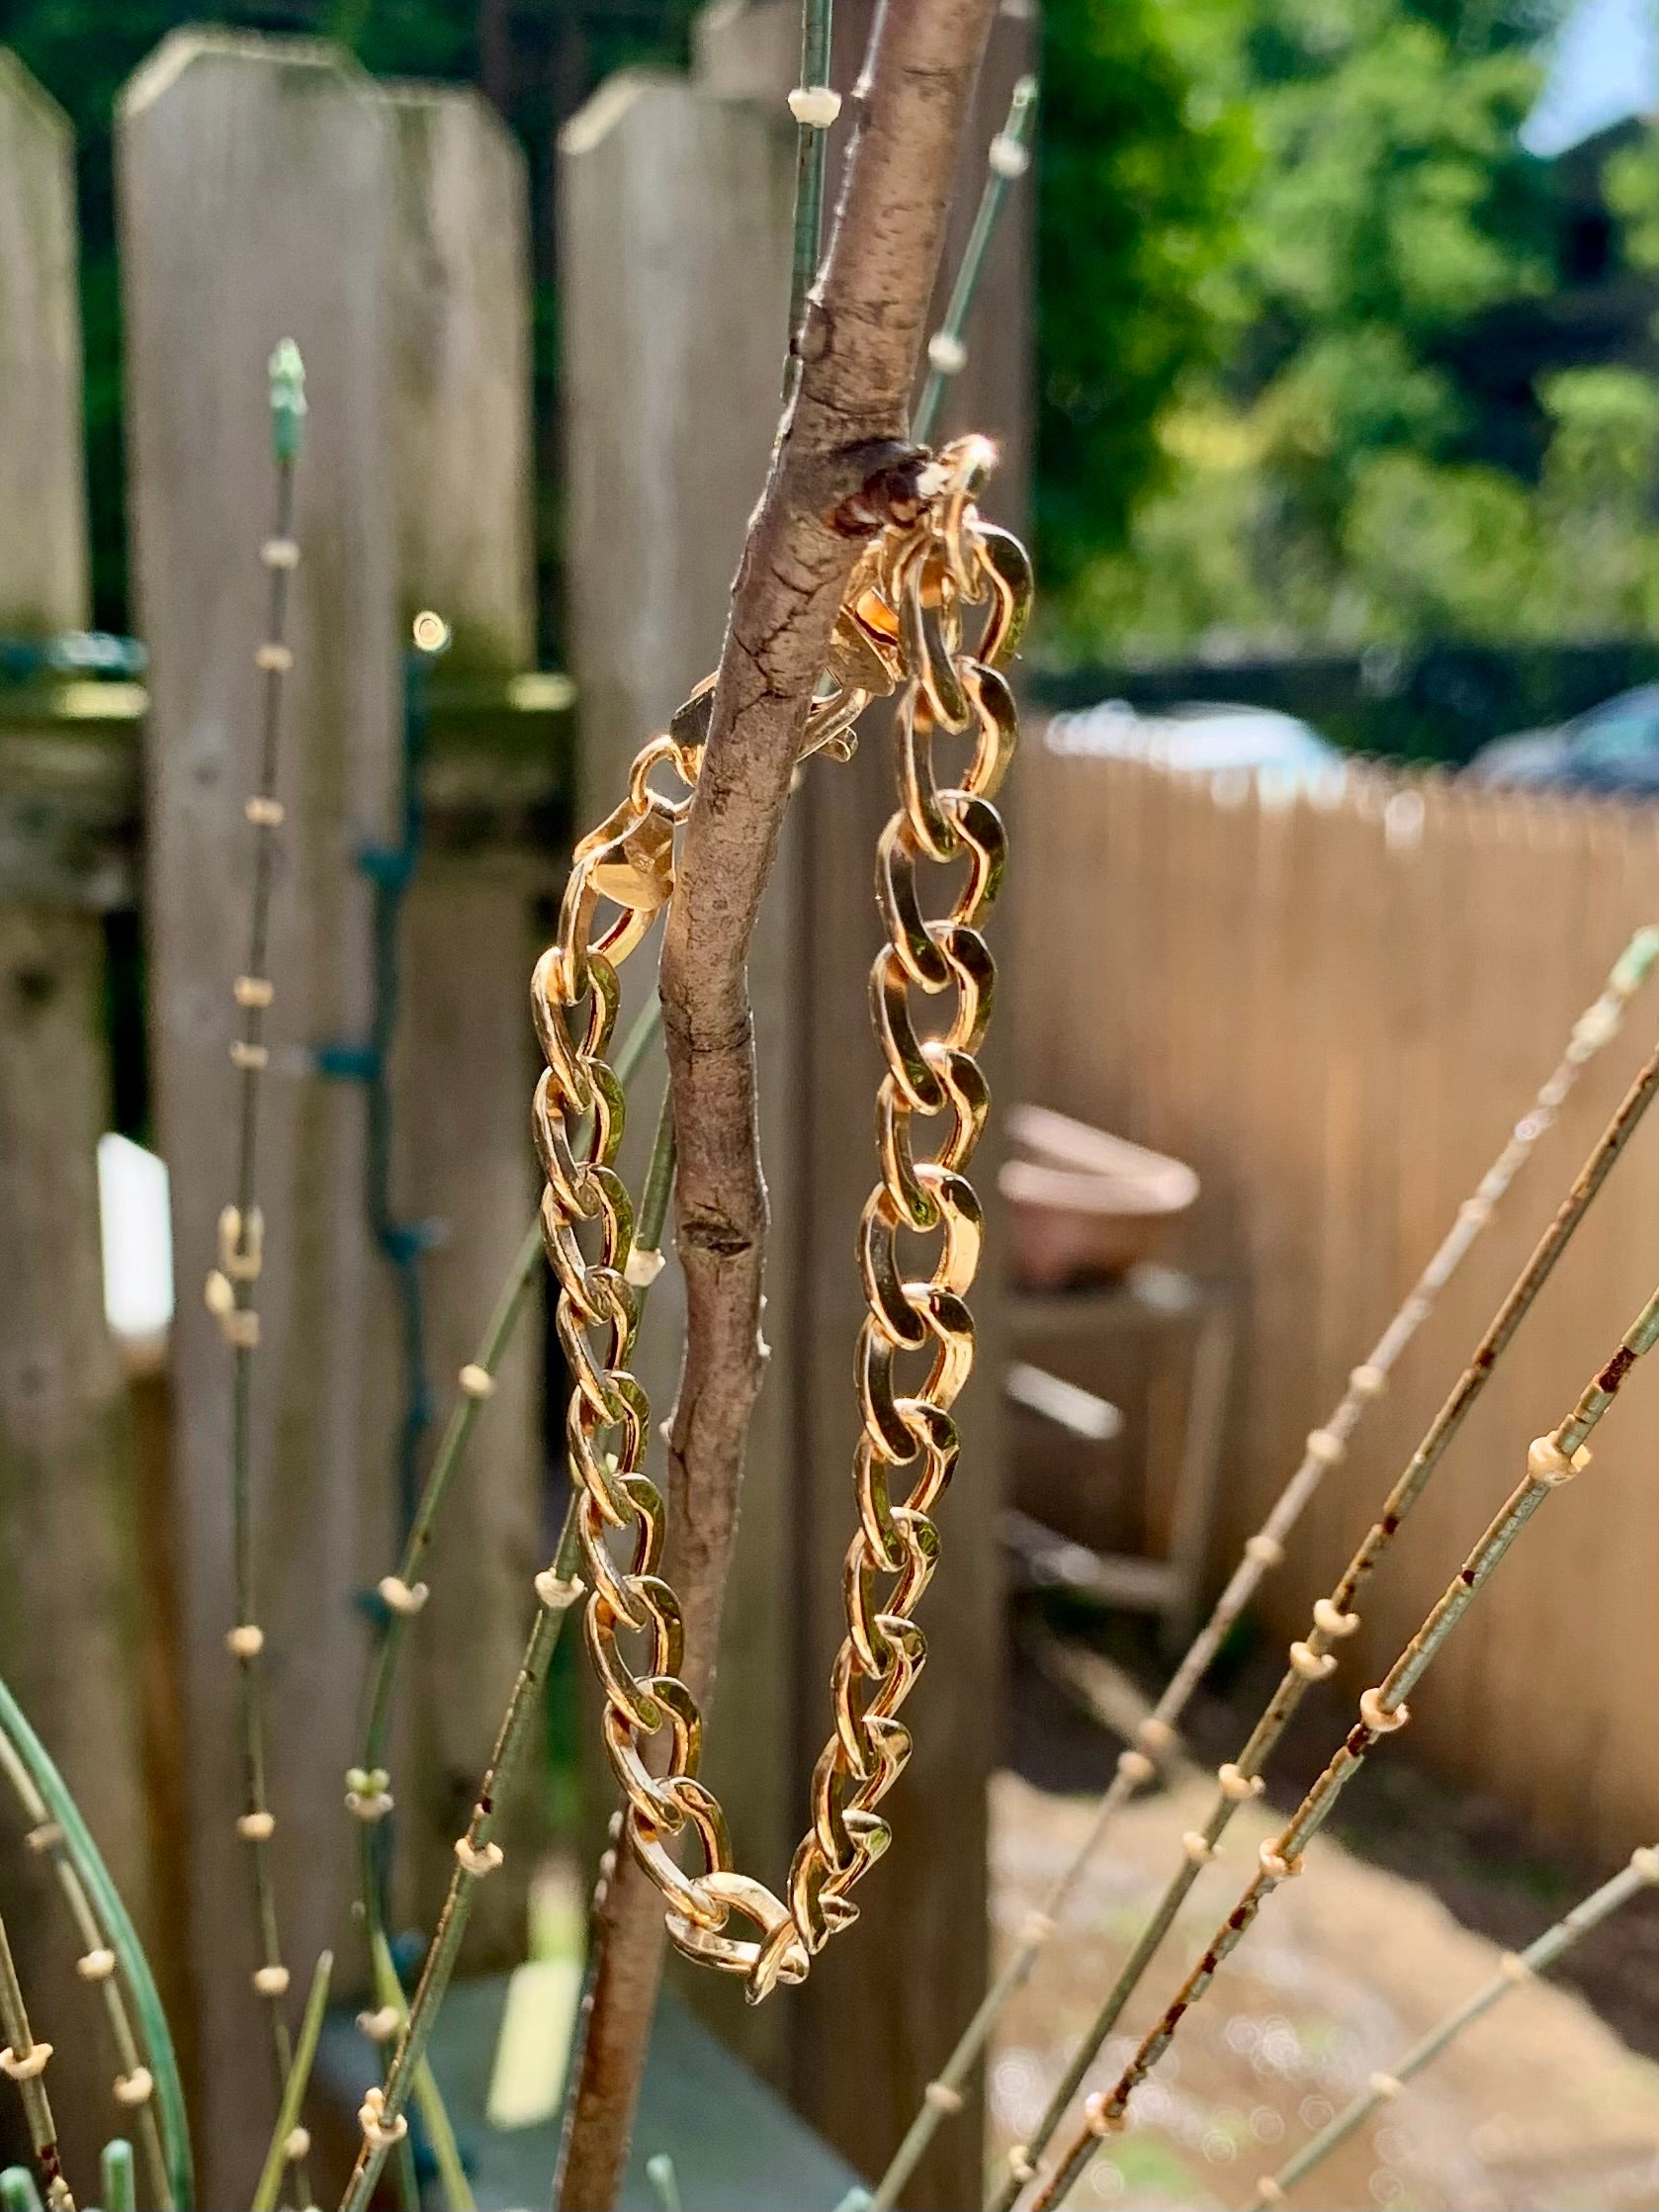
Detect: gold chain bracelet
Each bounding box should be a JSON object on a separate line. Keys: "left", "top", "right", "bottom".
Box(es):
{"left": 531, "top": 436, "right": 1031, "bottom": 2000}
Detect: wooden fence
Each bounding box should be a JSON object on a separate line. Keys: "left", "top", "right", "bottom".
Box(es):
{"left": 1013, "top": 744, "right": 1659, "bottom": 1860}
{"left": 0, "top": 18, "right": 1031, "bottom": 2206}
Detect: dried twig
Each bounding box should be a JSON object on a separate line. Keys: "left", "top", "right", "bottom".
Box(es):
{"left": 873, "top": 927, "right": 1659, "bottom": 2209}
{"left": 556, "top": 5, "right": 1000, "bottom": 2204}
{"left": 1030, "top": 1280, "right": 1659, "bottom": 2209}
{"left": 994, "top": 1011, "right": 1659, "bottom": 2207}
{"left": 1254, "top": 1842, "right": 1659, "bottom": 2207}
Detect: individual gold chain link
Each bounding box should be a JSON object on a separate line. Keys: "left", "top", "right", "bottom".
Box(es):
{"left": 531, "top": 436, "right": 1031, "bottom": 1999}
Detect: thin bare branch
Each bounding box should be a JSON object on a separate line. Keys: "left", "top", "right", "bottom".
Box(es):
{"left": 557, "top": 4, "right": 1000, "bottom": 2204}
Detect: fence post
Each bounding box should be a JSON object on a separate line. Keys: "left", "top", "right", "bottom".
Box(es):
{"left": 377, "top": 78, "right": 546, "bottom": 1964}
{"left": 0, "top": 50, "right": 156, "bottom": 2183}
{"left": 559, "top": 63, "right": 802, "bottom": 2086}
{"left": 118, "top": 33, "right": 399, "bottom": 2197}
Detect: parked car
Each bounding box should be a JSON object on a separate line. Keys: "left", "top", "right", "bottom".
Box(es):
{"left": 1047, "top": 697, "right": 1340, "bottom": 779}
{"left": 1468, "top": 684, "right": 1659, "bottom": 794}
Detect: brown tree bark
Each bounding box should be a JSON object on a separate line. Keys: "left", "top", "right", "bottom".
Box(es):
{"left": 554, "top": 3, "right": 999, "bottom": 2205}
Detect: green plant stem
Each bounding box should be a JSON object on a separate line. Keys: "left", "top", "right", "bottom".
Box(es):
{"left": 342, "top": 1029, "right": 679, "bottom": 2212}
{"left": 347, "top": 991, "right": 664, "bottom": 2205}
{"left": 913, "top": 73, "right": 1037, "bottom": 445}
{"left": 0, "top": 1730, "right": 171, "bottom": 2211}
{"left": 1257, "top": 1844, "right": 1659, "bottom": 2207}
{"left": 98, "top": 2142, "right": 134, "bottom": 2212}
{"left": 0, "top": 1680, "right": 191, "bottom": 2209}
{"left": 367, "top": 1932, "right": 474, "bottom": 2212}
{"left": 787, "top": 0, "right": 835, "bottom": 387}
{"left": 0, "top": 1911, "right": 68, "bottom": 2209}
{"left": 219, "top": 352, "right": 310, "bottom": 2206}
{"left": 250, "top": 1951, "right": 330, "bottom": 2212}
{"left": 338, "top": 1501, "right": 583, "bottom": 2212}
{"left": 0, "top": 2171, "right": 43, "bottom": 2212}
{"left": 1034, "top": 1279, "right": 1659, "bottom": 2211}
{"left": 636, "top": 1083, "right": 677, "bottom": 1257}
{"left": 870, "top": 929, "right": 1659, "bottom": 2212}
{"left": 994, "top": 1020, "right": 1659, "bottom": 2210}
{"left": 356, "top": 991, "right": 663, "bottom": 1792}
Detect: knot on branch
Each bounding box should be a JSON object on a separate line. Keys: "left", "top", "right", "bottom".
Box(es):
{"left": 822, "top": 440, "right": 931, "bottom": 537}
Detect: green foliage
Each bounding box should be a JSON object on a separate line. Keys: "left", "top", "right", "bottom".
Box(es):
{"left": 1035, "top": 0, "right": 1251, "bottom": 586}
{"left": 1056, "top": 0, "right": 1659, "bottom": 657}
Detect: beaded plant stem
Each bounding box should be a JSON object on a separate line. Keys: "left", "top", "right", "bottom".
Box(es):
{"left": 354, "top": 991, "right": 665, "bottom": 1808}
{"left": 0, "top": 1682, "right": 191, "bottom": 2208}
{"left": 992, "top": 1012, "right": 1659, "bottom": 2211}
{"left": 347, "top": 993, "right": 663, "bottom": 2207}
{"left": 0, "top": 1733, "right": 170, "bottom": 2209}
{"left": 195, "top": 339, "right": 311, "bottom": 2200}
{"left": 338, "top": 1093, "right": 680, "bottom": 2212}
{"left": 1032, "top": 1282, "right": 1659, "bottom": 2211}
{"left": 248, "top": 1950, "right": 330, "bottom": 2212}
{"left": 1254, "top": 1842, "right": 1659, "bottom": 2208}
{"left": 365, "top": 1930, "right": 473, "bottom": 2212}
{"left": 785, "top": 0, "right": 834, "bottom": 371}
{"left": 0, "top": 1908, "right": 69, "bottom": 2209}
{"left": 871, "top": 929, "right": 1659, "bottom": 2211}
{"left": 912, "top": 72, "right": 1036, "bottom": 447}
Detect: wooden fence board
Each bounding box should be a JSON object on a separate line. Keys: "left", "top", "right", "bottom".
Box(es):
{"left": 1013, "top": 746, "right": 1659, "bottom": 1859}
{"left": 119, "top": 34, "right": 399, "bottom": 2195}
{"left": 0, "top": 52, "right": 155, "bottom": 2180}
{"left": 379, "top": 77, "right": 544, "bottom": 1969}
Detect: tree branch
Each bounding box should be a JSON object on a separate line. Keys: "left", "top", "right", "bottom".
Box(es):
{"left": 555, "top": 4, "right": 998, "bottom": 2204}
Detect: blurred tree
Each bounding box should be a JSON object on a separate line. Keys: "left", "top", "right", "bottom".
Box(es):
{"left": 1060, "top": 0, "right": 1659, "bottom": 658}
{"left": 1033, "top": 0, "right": 1252, "bottom": 587}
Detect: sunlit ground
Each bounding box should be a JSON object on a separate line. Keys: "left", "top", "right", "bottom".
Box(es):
{"left": 989, "top": 1769, "right": 1659, "bottom": 2212}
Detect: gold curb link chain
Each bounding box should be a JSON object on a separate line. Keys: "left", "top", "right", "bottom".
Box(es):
{"left": 531, "top": 436, "right": 1032, "bottom": 2000}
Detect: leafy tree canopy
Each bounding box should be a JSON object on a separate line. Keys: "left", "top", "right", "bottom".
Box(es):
{"left": 1056, "top": 0, "right": 1659, "bottom": 658}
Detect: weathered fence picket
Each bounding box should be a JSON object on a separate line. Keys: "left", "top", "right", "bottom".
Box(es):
{"left": 0, "top": 52, "right": 155, "bottom": 2181}
{"left": 379, "top": 77, "right": 546, "bottom": 1965}
{"left": 118, "top": 34, "right": 402, "bottom": 2197}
